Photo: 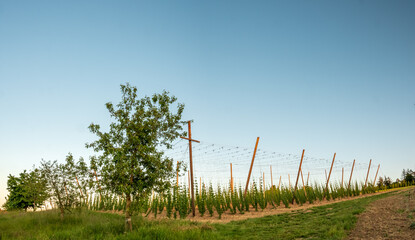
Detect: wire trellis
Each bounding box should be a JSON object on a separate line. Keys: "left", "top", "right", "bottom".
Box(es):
{"left": 164, "top": 139, "right": 380, "bottom": 190}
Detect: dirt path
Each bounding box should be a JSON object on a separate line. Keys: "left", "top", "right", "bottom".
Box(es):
{"left": 347, "top": 187, "right": 415, "bottom": 240}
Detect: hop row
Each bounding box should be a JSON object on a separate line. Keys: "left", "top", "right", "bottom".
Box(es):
{"left": 77, "top": 179, "right": 414, "bottom": 219}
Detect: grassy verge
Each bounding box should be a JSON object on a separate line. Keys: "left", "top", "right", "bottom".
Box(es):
{"left": 0, "top": 190, "right": 402, "bottom": 240}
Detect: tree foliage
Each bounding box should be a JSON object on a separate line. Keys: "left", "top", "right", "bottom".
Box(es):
{"left": 86, "top": 83, "right": 186, "bottom": 230}
{"left": 3, "top": 168, "right": 48, "bottom": 211}
{"left": 40, "top": 154, "right": 88, "bottom": 219}
{"left": 402, "top": 169, "right": 415, "bottom": 183}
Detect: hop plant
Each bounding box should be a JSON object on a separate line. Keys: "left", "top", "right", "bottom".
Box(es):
{"left": 196, "top": 182, "right": 206, "bottom": 217}
{"left": 214, "top": 185, "right": 224, "bottom": 219}
{"left": 251, "top": 181, "right": 259, "bottom": 211}
{"left": 258, "top": 179, "right": 267, "bottom": 210}
{"left": 178, "top": 186, "right": 189, "bottom": 219}
{"left": 206, "top": 183, "right": 214, "bottom": 217}
{"left": 166, "top": 190, "right": 173, "bottom": 218}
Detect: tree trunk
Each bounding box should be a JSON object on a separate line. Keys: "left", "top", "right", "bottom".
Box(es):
{"left": 60, "top": 207, "right": 64, "bottom": 221}
{"left": 125, "top": 194, "right": 132, "bottom": 232}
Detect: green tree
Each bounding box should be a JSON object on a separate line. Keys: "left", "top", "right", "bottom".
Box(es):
{"left": 3, "top": 169, "right": 48, "bottom": 211}
{"left": 403, "top": 169, "right": 415, "bottom": 183}
{"left": 4, "top": 173, "right": 29, "bottom": 210}
{"left": 40, "top": 155, "right": 80, "bottom": 220}
{"left": 86, "top": 83, "right": 185, "bottom": 231}
{"left": 25, "top": 168, "right": 49, "bottom": 211}
{"left": 65, "top": 153, "right": 94, "bottom": 206}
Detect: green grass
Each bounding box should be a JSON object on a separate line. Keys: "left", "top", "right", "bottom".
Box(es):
{"left": 0, "top": 191, "right": 399, "bottom": 240}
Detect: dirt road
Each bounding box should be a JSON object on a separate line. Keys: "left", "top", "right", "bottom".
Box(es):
{"left": 347, "top": 187, "right": 415, "bottom": 239}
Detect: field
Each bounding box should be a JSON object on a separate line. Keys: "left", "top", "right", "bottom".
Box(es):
{"left": 1, "top": 187, "right": 414, "bottom": 240}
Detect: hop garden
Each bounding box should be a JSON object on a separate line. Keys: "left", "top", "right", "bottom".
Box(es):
{"left": 2, "top": 84, "right": 415, "bottom": 239}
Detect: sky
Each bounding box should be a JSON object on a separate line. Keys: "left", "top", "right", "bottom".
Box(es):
{"left": 0, "top": 0, "right": 414, "bottom": 206}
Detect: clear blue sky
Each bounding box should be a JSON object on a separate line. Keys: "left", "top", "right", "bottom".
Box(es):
{"left": 1, "top": 0, "right": 414, "bottom": 205}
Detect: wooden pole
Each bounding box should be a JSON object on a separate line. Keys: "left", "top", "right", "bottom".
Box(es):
{"left": 230, "top": 163, "right": 233, "bottom": 192}
{"left": 288, "top": 174, "right": 291, "bottom": 190}
{"left": 176, "top": 161, "right": 179, "bottom": 187}
{"left": 188, "top": 122, "right": 195, "bottom": 216}
{"left": 325, "top": 153, "right": 336, "bottom": 195}
{"left": 306, "top": 171, "right": 310, "bottom": 186}
{"left": 373, "top": 164, "right": 380, "bottom": 186}
{"left": 293, "top": 149, "right": 305, "bottom": 192}
{"left": 300, "top": 170, "right": 305, "bottom": 187}
{"left": 94, "top": 169, "right": 101, "bottom": 202}
{"left": 278, "top": 176, "right": 281, "bottom": 190}
{"left": 188, "top": 170, "right": 191, "bottom": 195}
{"left": 364, "top": 159, "right": 372, "bottom": 188}
{"left": 75, "top": 176, "right": 84, "bottom": 197}
{"left": 341, "top": 167, "right": 344, "bottom": 188}
{"left": 180, "top": 121, "right": 200, "bottom": 217}
{"left": 300, "top": 170, "right": 307, "bottom": 197}
{"left": 270, "top": 165, "right": 273, "bottom": 187}
{"left": 347, "top": 159, "right": 356, "bottom": 189}
{"left": 244, "top": 137, "right": 260, "bottom": 196}
{"left": 325, "top": 169, "right": 328, "bottom": 182}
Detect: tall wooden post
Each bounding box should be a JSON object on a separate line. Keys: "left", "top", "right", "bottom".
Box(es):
{"left": 348, "top": 159, "right": 356, "bottom": 189}
{"left": 230, "top": 163, "right": 234, "bottom": 192}
{"left": 325, "top": 153, "right": 336, "bottom": 196}
{"left": 300, "top": 170, "right": 307, "bottom": 197}
{"left": 188, "top": 170, "right": 191, "bottom": 195}
{"left": 288, "top": 174, "right": 291, "bottom": 190}
{"left": 94, "top": 169, "right": 102, "bottom": 202}
{"left": 278, "top": 176, "right": 282, "bottom": 189}
{"left": 270, "top": 165, "right": 273, "bottom": 187}
{"left": 325, "top": 169, "right": 328, "bottom": 182}
{"left": 341, "top": 167, "right": 344, "bottom": 188}
{"left": 293, "top": 149, "right": 305, "bottom": 192}
{"left": 364, "top": 159, "right": 372, "bottom": 188}
{"left": 75, "top": 176, "right": 84, "bottom": 197}
{"left": 306, "top": 171, "right": 310, "bottom": 186}
{"left": 373, "top": 164, "right": 380, "bottom": 186}
{"left": 176, "top": 161, "right": 179, "bottom": 187}
{"left": 180, "top": 121, "right": 200, "bottom": 217}
{"left": 244, "top": 137, "right": 260, "bottom": 196}
{"left": 300, "top": 170, "right": 305, "bottom": 187}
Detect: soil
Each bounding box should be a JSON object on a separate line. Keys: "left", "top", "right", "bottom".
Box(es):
{"left": 347, "top": 187, "right": 415, "bottom": 240}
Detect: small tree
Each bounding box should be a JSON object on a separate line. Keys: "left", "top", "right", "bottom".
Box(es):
{"left": 4, "top": 173, "right": 29, "bottom": 211}
{"left": 86, "top": 83, "right": 185, "bottom": 231}
{"left": 25, "top": 168, "right": 49, "bottom": 211}
{"left": 377, "top": 176, "right": 384, "bottom": 189}
{"left": 65, "top": 154, "right": 94, "bottom": 207}
{"left": 383, "top": 176, "right": 392, "bottom": 188}
{"left": 403, "top": 169, "right": 415, "bottom": 183}
{"left": 40, "top": 156, "right": 80, "bottom": 220}
{"left": 3, "top": 169, "right": 48, "bottom": 211}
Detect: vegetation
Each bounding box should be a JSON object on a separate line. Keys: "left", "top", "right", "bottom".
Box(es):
{"left": 3, "top": 168, "right": 48, "bottom": 211}
{"left": 402, "top": 169, "right": 415, "bottom": 183}
{"left": 37, "top": 177, "right": 412, "bottom": 222}
{"left": 0, "top": 189, "right": 402, "bottom": 240}
{"left": 86, "top": 83, "right": 186, "bottom": 231}
{"left": 40, "top": 155, "right": 87, "bottom": 220}
{"left": 3, "top": 83, "right": 415, "bottom": 238}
